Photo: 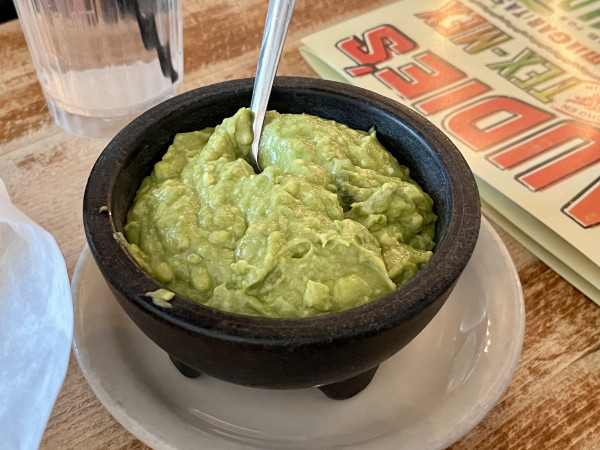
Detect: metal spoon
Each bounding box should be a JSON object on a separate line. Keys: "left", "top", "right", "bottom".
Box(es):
{"left": 248, "top": 0, "right": 296, "bottom": 172}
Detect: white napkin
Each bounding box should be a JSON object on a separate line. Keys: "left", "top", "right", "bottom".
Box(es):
{"left": 0, "top": 177, "right": 73, "bottom": 449}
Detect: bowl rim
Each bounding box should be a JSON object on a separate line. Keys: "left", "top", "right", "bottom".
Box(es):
{"left": 83, "top": 76, "right": 480, "bottom": 345}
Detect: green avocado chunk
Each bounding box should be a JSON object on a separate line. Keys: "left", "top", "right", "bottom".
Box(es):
{"left": 124, "top": 108, "right": 436, "bottom": 318}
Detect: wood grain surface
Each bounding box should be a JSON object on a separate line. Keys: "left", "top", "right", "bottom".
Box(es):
{"left": 1, "top": 0, "right": 599, "bottom": 448}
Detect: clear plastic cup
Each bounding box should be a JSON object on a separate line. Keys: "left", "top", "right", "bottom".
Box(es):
{"left": 13, "top": 0, "right": 183, "bottom": 138}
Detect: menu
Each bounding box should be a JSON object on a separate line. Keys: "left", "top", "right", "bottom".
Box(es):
{"left": 300, "top": 0, "right": 600, "bottom": 304}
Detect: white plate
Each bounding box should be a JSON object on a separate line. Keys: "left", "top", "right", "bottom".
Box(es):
{"left": 72, "top": 217, "right": 524, "bottom": 450}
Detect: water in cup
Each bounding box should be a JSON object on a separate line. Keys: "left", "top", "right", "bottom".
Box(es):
{"left": 13, "top": 0, "right": 183, "bottom": 138}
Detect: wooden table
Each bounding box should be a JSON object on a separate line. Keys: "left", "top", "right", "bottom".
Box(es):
{"left": 1, "top": 0, "right": 599, "bottom": 448}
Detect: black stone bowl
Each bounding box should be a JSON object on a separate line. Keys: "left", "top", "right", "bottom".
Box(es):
{"left": 83, "top": 77, "right": 480, "bottom": 400}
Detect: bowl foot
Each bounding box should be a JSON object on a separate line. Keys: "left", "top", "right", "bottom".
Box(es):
{"left": 318, "top": 366, "right": 379, "bottom": 400}
{"left": 168, "top": 353, "right": 378, "bottom": 399}
{"left": 169, "top": 354, "right": 202, "bottom": 378}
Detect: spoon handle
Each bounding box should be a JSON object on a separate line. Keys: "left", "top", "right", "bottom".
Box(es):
{"left": 249, "top": 0, "right": 296, "bottom": 170}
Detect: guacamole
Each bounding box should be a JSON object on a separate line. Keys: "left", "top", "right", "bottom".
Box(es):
{"left": 123, "top": 108, "right": 437, "bottom": 318}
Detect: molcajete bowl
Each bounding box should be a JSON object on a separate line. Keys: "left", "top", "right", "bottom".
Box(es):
{"left": 83, "top": 77, "right": 480, "bottom": 399}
